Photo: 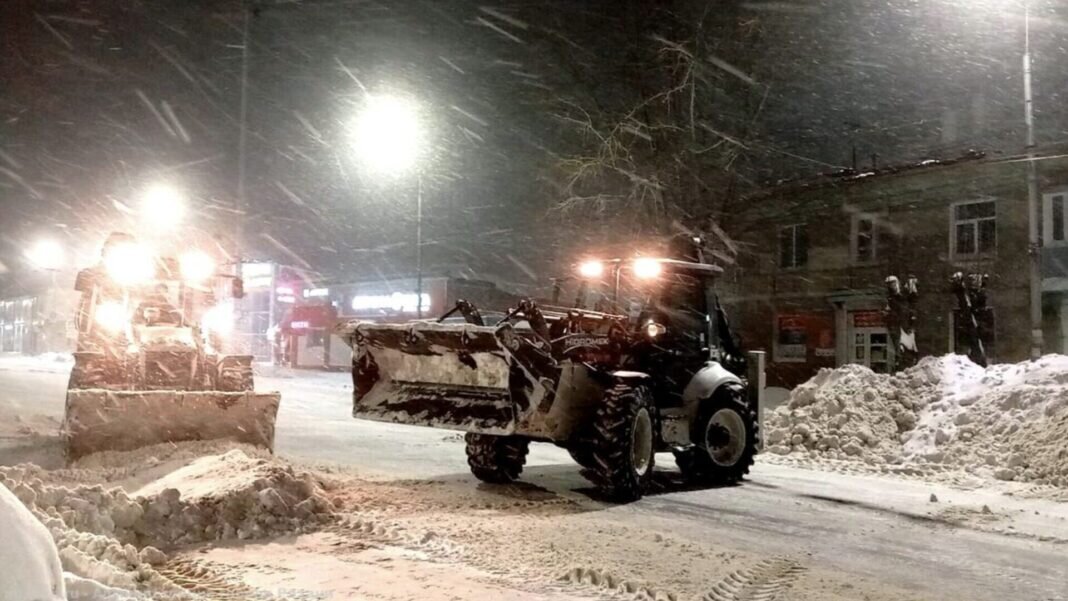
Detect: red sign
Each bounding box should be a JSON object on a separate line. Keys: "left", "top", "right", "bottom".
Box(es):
{"left": 282, "top": 304, "right": 338, "bottom": 332}
{"left": 775, "top": 312, "right": 834, "bottom": 362}
{"left": 852, "top": 310, "right": 886, "bottom": 328}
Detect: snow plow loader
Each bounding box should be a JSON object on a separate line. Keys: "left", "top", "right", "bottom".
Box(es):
{"left": 62, "top": 233, "right": 280, "bottom": 459}
{"left": 338, "top": 239, "right": 761, "bottom": 501}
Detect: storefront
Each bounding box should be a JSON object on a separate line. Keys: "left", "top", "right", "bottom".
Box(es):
{"left": 274, "top": 276, "right": 519, "bottom": 370}
{"left": 846, "top": 309, "right": 892, "bottom": 373}
{"left": 772, "top": 312, "right": 836, "bottom": 365}
{"left": 234, "top": 262, "right": 310, "bottom": 361}
{"left": 0, "top": 297, "right": 35, "bottom": 353}
{"left": 281, "top": 302, "right": 352, "bottom": 370}
{"left": 0, "top": 290, "right": 79, "bottom": 355}
{"left": 764, "top": 292, "right": 893, "bottom": 386}
{"left": 827, "top": 290, "right": 894, "bottom": 374}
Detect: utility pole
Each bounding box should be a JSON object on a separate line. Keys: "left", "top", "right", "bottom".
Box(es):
{"left": 1024, "top": 1, "right": 1044, "bottom": 360}
{"left": 235, "top": 2, "right": 251, "bottom": 256}
{"left": 415, "top": 172, "right": 423, "bottom": 319}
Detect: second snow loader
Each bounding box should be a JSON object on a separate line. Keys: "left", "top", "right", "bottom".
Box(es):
{"left": 62, "top": 233, "right": 281, "bottom": 459}
{"left": 337, "top": 239, "right": 760, "bottom": 501}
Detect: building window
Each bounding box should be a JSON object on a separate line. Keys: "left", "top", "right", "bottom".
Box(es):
{"left": 851, "top": 214, "right": 880, "bottom": 263}
{"left": 779, "top": 224, "right": 807, "bottom": 269}
{"left": 951, "top": 200, "right": 996, "bottom": 257}
{"left": 1043, "top": 192, "right": 1068, "bottom": 246}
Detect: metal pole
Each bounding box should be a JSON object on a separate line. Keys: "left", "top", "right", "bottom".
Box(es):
{"left": 1024, "top": 1, "right": 1044, "bottom": 359}
{"left": 235, "top": 3, "right": 251, "bottom": 255}
{"left": 415, "top": 172, "right": 423, "bottom": 319}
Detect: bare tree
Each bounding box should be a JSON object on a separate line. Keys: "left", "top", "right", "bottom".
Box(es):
{"left": 549, "top": 4, "right": 770, "bottom": 240}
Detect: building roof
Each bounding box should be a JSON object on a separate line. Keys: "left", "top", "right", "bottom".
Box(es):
{"left": 746, "top": 149, "right": 990, "bottom": 200}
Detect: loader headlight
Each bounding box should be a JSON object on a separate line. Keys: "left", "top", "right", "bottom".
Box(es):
{"left": 633, "top": 258, "right": 662, "bottom": 280}
{"left": 577, "top": 260, "right": 604, "bottom": 279}
{"left": 95, "top": 301, "right": 128, "bottom": 333}
{"left": 104, "top": 242, "right": 155, "bottom": 286}
{"left": 202, "top": 302, "right": 234, "bottom": 336}
{"left": 644, "top": 321, "right": 667, "bottom": 339}
{"left": 179, "top": 250, "right": 215, "bottom": 283}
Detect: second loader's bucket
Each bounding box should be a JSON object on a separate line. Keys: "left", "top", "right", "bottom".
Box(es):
{"left": 62, "top": 389, "right": 281, "bottom": 460}
{"left": 340, "top": 321, "right": 537, "bottom": 435}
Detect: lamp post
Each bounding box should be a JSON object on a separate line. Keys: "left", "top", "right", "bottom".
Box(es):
{"left": 1022, "top": 1, "right": 1043, "bottom": 359}
{"left": 350, "top": 94, "right": 427, "bottom": 317}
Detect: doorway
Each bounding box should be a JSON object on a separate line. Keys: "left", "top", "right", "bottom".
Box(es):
{"left": 851, "top": 328, "right": 890, "bottom": 373}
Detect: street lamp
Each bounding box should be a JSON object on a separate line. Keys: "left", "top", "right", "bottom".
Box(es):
{"left": 350, "top": 94, "right": 429, "bottom": 317}
{"left": 351, "top": 95, "right": 423, "bottom": 174}
{"left": 25, "top": 239, "right": 64, "bottom": 272}
{"left": 141, "top": 183, "right": 186, "bottom": 230}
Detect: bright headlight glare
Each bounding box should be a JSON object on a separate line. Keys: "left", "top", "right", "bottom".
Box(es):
{"left": 645, "top": 321, "right": 667, "bottom": 338}
{"left": 104, "top": 243, "right": 155, "bottom": 286}
{"left": 179, "top": 250, "right": 215, "bottom": 283}
{"left": 577, "top": 260, "right": 604, "bottom": 279}
{"left": 95, "top": 301, "right": 128, "bottom": 333}
{"left": 633, "top": 258, "right": 662, "bottom": 280}
{"left": 203, "top": 302, "right": 234, "bottom": 335}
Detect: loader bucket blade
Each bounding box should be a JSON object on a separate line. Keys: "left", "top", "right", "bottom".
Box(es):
{"left": 341, "top": 322, "right": 534, "bottom": 434}
{"left": 62, "top": 390, "right": 281, "bottom": 460}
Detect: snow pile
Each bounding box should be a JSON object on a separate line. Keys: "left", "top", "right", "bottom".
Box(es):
{"left": 0, "top": 449, "right": 336, "bottom": 597}
{"left": 766, "top": 355, "right": 1068, "bottom": 486}
{"left": 0, "top": 482, "right": 65, "bottom": 601}
{"left": 764, "top": 363, "right": 924, "bottom": 465}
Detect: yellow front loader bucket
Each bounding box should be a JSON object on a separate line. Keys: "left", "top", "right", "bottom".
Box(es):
{"left": 62, "top": 389, "right": 281, "bottom": 459}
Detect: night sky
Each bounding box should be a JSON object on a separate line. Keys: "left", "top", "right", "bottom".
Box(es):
{"left": 2, "top": 0, "right": 1066, "bottom": 296}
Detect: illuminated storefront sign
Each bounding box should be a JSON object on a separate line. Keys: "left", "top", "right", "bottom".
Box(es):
{"left": 350, "top": 292, "right": 431, "bottom": 314}
{"left": 303, "top": 288, "right": 330, "bottom": 298}
{"left": 241, "top": 262, "right": 274, "bottom": 290}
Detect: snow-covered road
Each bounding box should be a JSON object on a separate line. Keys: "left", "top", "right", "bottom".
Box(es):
{"left": 1, "top": 356, "right": 1066, "bottom": 601}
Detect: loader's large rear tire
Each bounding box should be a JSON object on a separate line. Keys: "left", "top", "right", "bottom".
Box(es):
{"left": 465, "top": 433, "right": 529, "bottom": 484}
{"left": 568, "top": 447, "right": 596, "bottom": 470}
{"left": 585, "top": 383, "right": 655, "bottom": 502}
{"left": 674, "top": 384, "right": 758, "bottom": 486}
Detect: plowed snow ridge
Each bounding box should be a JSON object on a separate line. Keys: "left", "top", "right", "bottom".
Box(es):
{"left": 0, "top": 447, "right": 335, "bottom": 598}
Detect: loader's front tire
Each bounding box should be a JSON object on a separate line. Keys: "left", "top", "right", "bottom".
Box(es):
{"left": 585, "top": 383, "right": 655, "bottom": 502}
{"left": 674, "top": 384, "right": 758, "bottom": 486}
{"left": 465, "top": 433, "right": 529, "bottom": 484}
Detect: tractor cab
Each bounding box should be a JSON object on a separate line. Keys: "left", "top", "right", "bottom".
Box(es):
{"left": 550, "top": 254, "right": 746, "bottom": 378}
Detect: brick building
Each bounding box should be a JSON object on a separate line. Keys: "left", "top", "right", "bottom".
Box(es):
{"left": 720, "top": 150, "right": 1068, "bottom": 389}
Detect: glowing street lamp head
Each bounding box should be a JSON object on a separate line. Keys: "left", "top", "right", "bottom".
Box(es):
{"left": 633, "top": 258, "right": 662, "bottom": 280}
{"left": 26, "top": 239, "right": 64, "bottom": 270}
{"left": 577, "top": 260, "right": 604, "bottom": 279}
{"left": 351, "top": 95, "right": 423, "bottom": 174}
{"left": 141, "top": 183, "right": 185, "bottom": 229}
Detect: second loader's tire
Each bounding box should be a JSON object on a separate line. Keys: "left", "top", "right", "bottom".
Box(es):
{"left": 465, "top": 433, "right": 529, "bottom": 484}
{"left": 585, "top": 383, "right": 655, "bottom": 502}
{"left": 674, "top": 383, "right": 758, "bottom": 486}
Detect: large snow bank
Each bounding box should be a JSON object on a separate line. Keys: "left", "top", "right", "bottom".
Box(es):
{"left": 766, "top": 354, "right": 1068, "bottom": 486}
{"left": 0, "top": 448, "right": 336, "bottom": 598}
{"left": 0, "top": 482, "right": 66, "bottom": 601}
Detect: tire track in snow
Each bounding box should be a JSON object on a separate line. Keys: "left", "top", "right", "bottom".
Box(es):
{"left": 700, "top": 558, "right": 806, "bottom": 601}
{"left": 158, "top": 557, "right": 264, "bottom": 600}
